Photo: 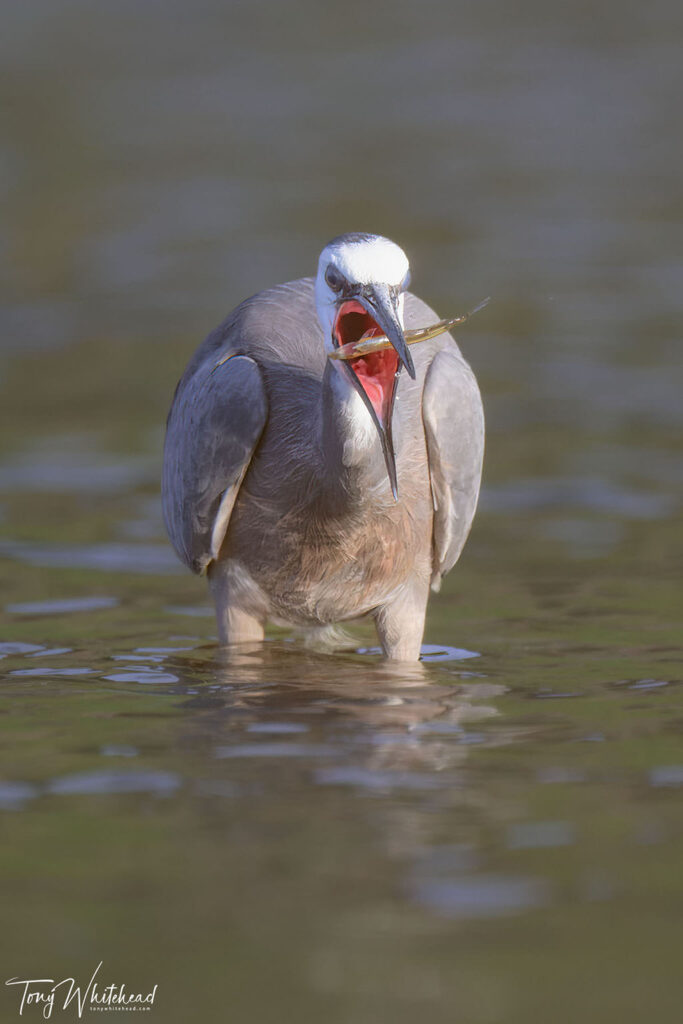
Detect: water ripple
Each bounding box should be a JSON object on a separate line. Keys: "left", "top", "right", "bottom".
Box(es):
{"left": 10, "top": 667, "right": 95, "bottom": 677}
{"left": 0, "top": 781, "right": 40, "bottom": 810}
{"left": 412, "top": 874, "right": 551, "bottom": 919}
{"left": 649, "top": 766, "right": 683, "bottom": 788}
{"left": 0, "top": 540, "right": 182, "bottom": 575}
{"left": 215, "top": 743, "right": 336, "bottom": 759}
{"left": 0, "top": 642, "right": 44, "bottom": 656}
{"left": 357, "top": 644, "right": 480, "bottom": 661}
{"left": 315, "top": 766, "right": 451, "bottom": 791}
{"left": 48, "top": 770, "right": 181, "bottom": 796}
{"left": 103, "top": 667, "right": 179, "bottom": 684}
{"left": 6, "top": 596, "right": 119, "bottom": 615}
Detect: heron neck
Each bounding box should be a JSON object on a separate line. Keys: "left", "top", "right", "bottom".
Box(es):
{"left": 321, "top": 361, "right": 390, "bottom": 502}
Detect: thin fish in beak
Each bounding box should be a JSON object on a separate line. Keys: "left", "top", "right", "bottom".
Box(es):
{"left": 329, "top": 297, "right": 490, "bottom": 362}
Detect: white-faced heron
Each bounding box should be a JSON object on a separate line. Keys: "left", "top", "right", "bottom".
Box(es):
{"left": 162, "top": 233, "right": 484, "bottom": 660}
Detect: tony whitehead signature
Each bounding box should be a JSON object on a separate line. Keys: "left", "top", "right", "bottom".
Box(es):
{"left": 6, "top": 962, "right": 158, "bottom": 1018}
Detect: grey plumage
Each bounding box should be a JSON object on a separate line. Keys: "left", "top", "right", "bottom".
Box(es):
{"left": 163, "top": 242, "right": 484, "bottom": 661}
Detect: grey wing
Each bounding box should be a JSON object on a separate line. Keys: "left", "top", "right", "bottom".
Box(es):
{"left": 162, "top": 354, "right": 268, "bottom": 575}
{"left": 422, "top": 348, "right": 485, "bottom": 591}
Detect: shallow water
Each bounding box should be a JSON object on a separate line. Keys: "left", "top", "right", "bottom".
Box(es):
{"left": 1, "top": 2, "right": 682, "bottom": 1021}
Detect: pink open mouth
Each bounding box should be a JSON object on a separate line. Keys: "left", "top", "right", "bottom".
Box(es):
{"left": 333, "top": 300, "right": 399, "bottom": 425}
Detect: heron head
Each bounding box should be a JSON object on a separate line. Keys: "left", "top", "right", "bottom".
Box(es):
{"left": 315, "top": 233, "right": 414, "bottom": 498}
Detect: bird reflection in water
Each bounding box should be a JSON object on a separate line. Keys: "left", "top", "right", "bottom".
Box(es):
{"left": 168, "top": 641, "right": 504, "bottom": 780}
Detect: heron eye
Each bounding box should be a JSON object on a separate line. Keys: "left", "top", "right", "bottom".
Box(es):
{"left": 325, "top": 265, "right": 345, "bottom": 292}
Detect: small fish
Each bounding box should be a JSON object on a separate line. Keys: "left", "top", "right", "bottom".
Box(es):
{"left": 329, "top": 297, "right": 490, "bottom": 362}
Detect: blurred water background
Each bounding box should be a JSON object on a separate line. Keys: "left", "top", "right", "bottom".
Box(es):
{"left": 1, "top": 2, "right": 682, "bottom": 1021}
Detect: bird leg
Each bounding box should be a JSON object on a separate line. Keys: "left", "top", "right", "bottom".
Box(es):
{"left": 208, "top": 562, "right": 266, "bottom": 645}
{"left": 373, "top": 575, "right": 430, "bottom": 662}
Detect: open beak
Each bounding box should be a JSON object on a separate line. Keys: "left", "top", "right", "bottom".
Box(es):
{"left": 358, "top": 284, "right": 415, "bottom": 381}
{"left": 334, "top": 284, "right": 414, "bottom": 500}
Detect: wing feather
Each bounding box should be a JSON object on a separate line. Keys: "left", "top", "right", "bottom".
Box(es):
{"left": 422, "top": 348, "right": 485, "bottom": 590}
{"left": 162, "top": 354, "right": 267, "bottom": 575}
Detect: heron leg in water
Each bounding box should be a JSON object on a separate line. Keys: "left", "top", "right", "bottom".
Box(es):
{"left": 208, "top": 562, "right": 266, "bottom": 644}
{"left": 373, "top": 575, "right": 430, "bottom": 662}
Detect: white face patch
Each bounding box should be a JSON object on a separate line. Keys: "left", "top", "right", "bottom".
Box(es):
{"left": 314, "top": 234, "right": 410, "bottom": 354}
{"left": 320, "top": 235, "right": 409, "bottom": 288}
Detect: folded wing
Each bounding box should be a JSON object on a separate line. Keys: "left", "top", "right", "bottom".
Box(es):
{"left": 162, "top": 354, "right": 268, "bottom": 575}
{"left": 422, "top": 348, "right": 485, "bottom": 590}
